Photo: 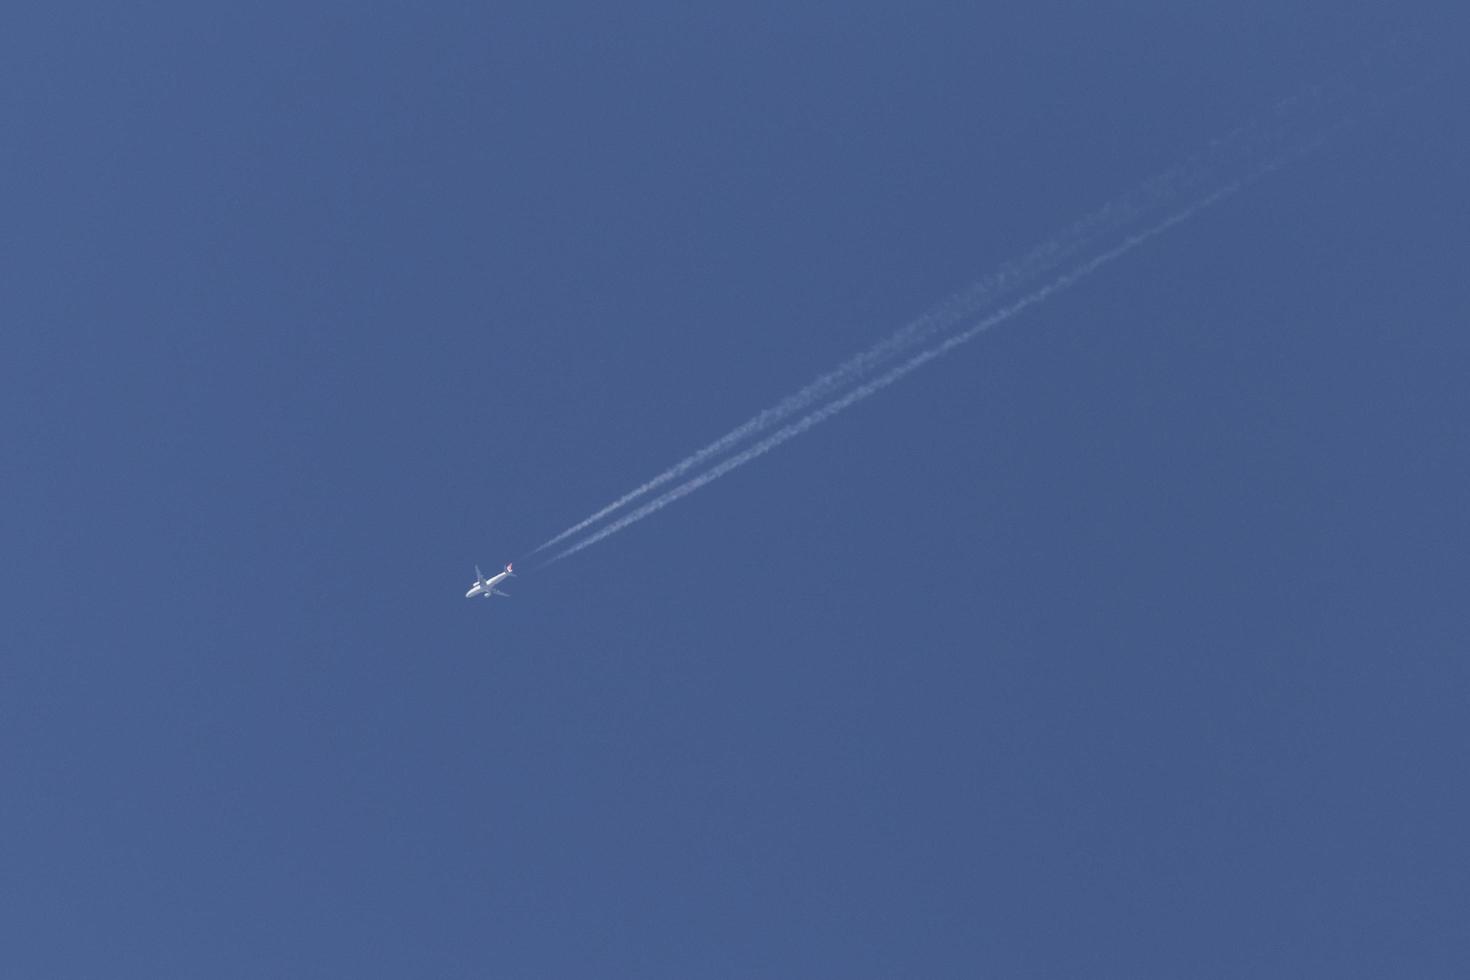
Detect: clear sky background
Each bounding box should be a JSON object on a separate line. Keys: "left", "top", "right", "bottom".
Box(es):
{"left": 6, "top": 3, "right": 1467, "bottom": 977}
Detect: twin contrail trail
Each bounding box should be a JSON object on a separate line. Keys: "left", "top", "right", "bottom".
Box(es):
{"left": 530, "top": 47, "right": 1412, "bottom": 566}
{"left": 529, "top": 136, "right": 1266, "bottom": 558}
{"left": 542, "top": 179, "right": 1255, "bottom": 565}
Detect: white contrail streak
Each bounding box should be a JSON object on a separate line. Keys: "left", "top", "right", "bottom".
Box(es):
{"left": 533, "top": 44, "right": 1415, "bottom": 564}
{"left": 542, "top": 157, "right": 1298, "bottom": 565}
{"left": 530, "top": 137, "right": 1268, "bottom": 556}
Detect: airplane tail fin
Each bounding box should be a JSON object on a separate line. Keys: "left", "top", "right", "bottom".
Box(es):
{"left": 506, "top": 562, "right": 515, "bottom": 577}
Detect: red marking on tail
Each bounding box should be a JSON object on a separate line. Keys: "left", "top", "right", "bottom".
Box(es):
{"left": 506, "top": 563, "right": 514, "bottom": 574}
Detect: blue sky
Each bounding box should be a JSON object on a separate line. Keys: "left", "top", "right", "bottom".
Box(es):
{"left": 6, "top": 3, "right": 1467, "bottom": 976}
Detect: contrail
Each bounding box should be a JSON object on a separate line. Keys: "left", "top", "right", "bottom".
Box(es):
{"left": 532, "top": 42, "right": 1421, "bottom": 565}
{"left": 542, "top": 149, "right": 1310, "bottom": 565}
{"left": 530, "top": 127, "right": 1278, "bottom": 556}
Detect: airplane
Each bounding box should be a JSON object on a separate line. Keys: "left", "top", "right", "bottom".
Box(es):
{"left": 466, "top": 562, "right": 515, "bottom": 600}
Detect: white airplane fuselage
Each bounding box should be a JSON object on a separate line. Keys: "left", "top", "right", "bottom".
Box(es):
{"left": 466, "top": 563, "right": 513, "bottom": 599}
